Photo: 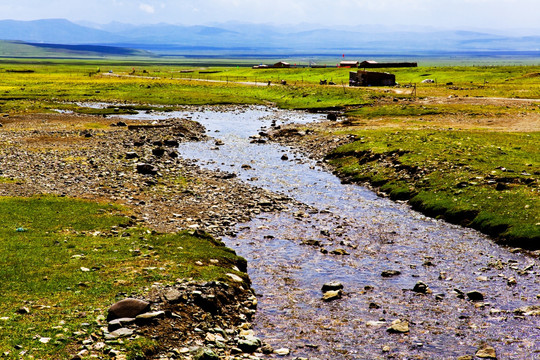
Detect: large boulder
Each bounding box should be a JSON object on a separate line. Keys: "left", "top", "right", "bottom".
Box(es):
{"left": 107, "top": 298, "right": 150, "bottom": 321}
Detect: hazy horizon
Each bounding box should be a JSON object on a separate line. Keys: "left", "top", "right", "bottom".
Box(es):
{"left": 1, "top": 0, "right": 540, "bottom": 36}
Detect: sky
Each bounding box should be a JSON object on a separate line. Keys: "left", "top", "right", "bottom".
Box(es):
{"left": 1, "top": 0, "right": 539, "bottom": 33}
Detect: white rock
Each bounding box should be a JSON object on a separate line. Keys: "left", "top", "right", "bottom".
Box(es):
{"left": 226, "top": 273, "right": 244, "bottom": 282}
{"left": 274, "top": 348, "right": 290, "bottom": 356}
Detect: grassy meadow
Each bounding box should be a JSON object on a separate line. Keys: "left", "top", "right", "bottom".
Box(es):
{"left": 0, "top": 58, "right": 538, "bottom": 358}
{"left": 0, "top": 196, "right": 247, "bottom": 359}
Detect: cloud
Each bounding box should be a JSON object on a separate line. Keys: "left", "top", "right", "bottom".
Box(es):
{"left": 139, "top": 3, "right": 155, "bottom": 14}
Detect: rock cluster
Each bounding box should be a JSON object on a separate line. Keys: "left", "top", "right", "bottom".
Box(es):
{"left": 0, "top": 110, "right": 294, "bottom": 238}
{"left": 70, "top": 280, "right": 283, "bottom": 359}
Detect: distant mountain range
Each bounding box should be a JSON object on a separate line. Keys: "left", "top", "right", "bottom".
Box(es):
{"left": 0, "top": 19, "right": 539, "bottom": 57}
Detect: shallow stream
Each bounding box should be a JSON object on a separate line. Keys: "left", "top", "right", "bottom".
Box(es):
{"left": 117, "top": 106, "right": 540, "bottom": 359}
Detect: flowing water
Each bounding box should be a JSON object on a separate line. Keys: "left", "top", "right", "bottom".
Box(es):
{"left": 115, "top": 106, "right": 540, "bottom": 359}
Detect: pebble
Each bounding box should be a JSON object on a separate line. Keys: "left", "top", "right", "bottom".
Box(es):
{"left": 330, "top": 248, "right": 349, "bottom": 255}
{"left": 237, "top": 335, "right": 262, "bottom": 353}
{"left": 381, "top": 270, "right": 401, "bottom": 277}
{"left": 476, "top": 344, "right": 497, "bottom": 359}
{"left": 164, "top": 288, "right": 182, "bottom": 302}
{"left": 322, "top": 290, "right": 342, "bottom": 302}
{"left": 108, "top": 317, "right": 136, "bottom": 332}
{"left": 194, "top": 347, "right": 219, "bottom": 360}
{"left": 274, "top": 348, "right": 290, "bottom": 356}
{"left": 412, "top": 281, "right": 428, "bottom": 294}
{"left": 226, "top": 273, "right": 244, "bottom": 283}
{"left": 386, "top": 319, "right": 409, "bottom": 333}
{"left": 38, "top": 337, "right": 51, "bottom": 344}
{"left": 466, "top": 291, "right": 484, "bottom": 301}
{"left": 321, "top": 281, "right": 344, "bottom": 292}
{"left": 135, "top": 310, "right": 165, "bottom": 322}
{"left": 104, "top": 328, "right": 134, "bottom": 340}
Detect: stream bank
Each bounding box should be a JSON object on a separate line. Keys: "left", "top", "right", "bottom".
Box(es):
{"left": 171, "top": 106, "right": 540, "bottom": 360}
{"left": 3, "top": 105, "right": 538, "bottom": 359}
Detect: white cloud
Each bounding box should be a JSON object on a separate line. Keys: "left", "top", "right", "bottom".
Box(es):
{"left": 139, "top": 3, "right": 155, "bottom": 14}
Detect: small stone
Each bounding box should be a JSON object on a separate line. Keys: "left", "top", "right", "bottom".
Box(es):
{"left": 476, "top": 345, "right": 497, "bottom": 359}
{"left": 93, "top": 342, "right": 106, "bottom": 351}
{"left": 281, "top": 154, "right": 289, "bottom": 161}
{"left": 107, "top": 317, "right": 136, "bottom": 332}
{"left": 413, "top": 281, "right": 428, "bottom": 294}
{"left": 164, "top": 139, "right": 180, "bottom": 147}
{"left": 321, "top": 281, "right": 344, "bottom": 292}
{"left": 205, "top": 333, "right": 216, "bottom": 343}
{"left": 260, "top": 343, "right": 274, "bottom": 354}
{"left": 466, "top": 291, "right": 484, "bottom": 301}
{"left": 237, "top": 335, "right": 262, "bottom": 353}
{"left": 125, "top": 152, "right": 139, "bottom": 159}
{"left": 330, "top": 248, "right": 349, "bottom": 255}
{"left": 457, "top": 356, "right": 473, "bottom": 360}
{"left": 193, "top": 347, "right": 219, "bottom": 360}
{"left": 381, "top": 270, "right": 401, "bottom": 277}
{"left": 104, "top": 328, "right": 134, "bottom": 340}
{"left": 387, "top": 319, "right": 409, "bottom": 333}
{"left": 164, "top": 288, "right": 182, "bottom": 302}
{"left": 274, "top": 348, "right": 290, "bottom": 356}
{"left": 135, "top": 311, "right": 165, "bottom": 323}
{"left": 382, "top": 345, "right": 391, "bottom": 353}
{"left": 322, "top": 290, "right": 342, "bottom": 302}
{"left": 366, "top": 321, "right": 386, "bottom": 327}
{"left": 16, "top": 307, "right": 30, "bottom": 315}
{"left": 38, "top": 337, "right": 51, "bottom": 344}
{"left": 136, "top": 163, "right": 158, "bottom": 175}
{"left": 226, "top": 273, "right": 244, "bottom": 283}
{"left": 152, "top": 147, "right": 166, "bottom": 157}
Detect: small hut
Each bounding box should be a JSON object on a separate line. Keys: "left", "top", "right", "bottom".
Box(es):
{"left": 349, "top": 71, "right": 396, "bottom": 87}
{"left": 360, "top": 60, "right": 417, "bottom": 68}
{"left": 339, "top": 60, "right": 360, "bottom": 68}
{"left": 273, "top": 61, "right": 291, "bottom": 68}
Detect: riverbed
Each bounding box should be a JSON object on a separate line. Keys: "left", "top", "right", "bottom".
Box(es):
{"left": 115, "top": 106, "right": 540, "bottom": 359}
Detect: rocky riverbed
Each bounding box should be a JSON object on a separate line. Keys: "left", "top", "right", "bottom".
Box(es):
{"left": 0, "top": 110, "right": 292, "bottom": 237}
{"left": 0, "top": 107, "right": 300, "bottom": 359}
{"left": 3, "top": 105, "right": 540, "bottom": 360}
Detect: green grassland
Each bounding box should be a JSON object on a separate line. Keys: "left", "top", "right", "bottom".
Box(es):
{"left": 0, "top": 40, "right": 153, "bottom": 59}
{"left": 0, "top": 59, "right": 538, "bottom": 358}
{"left": 0, "top": 196, "right": 247, "bottom": 359}
{"left": 327, "top": 130, "right": 539, "bottom": 247}
{"left": 0, "top": 61, "right": 538, "bottom": 231}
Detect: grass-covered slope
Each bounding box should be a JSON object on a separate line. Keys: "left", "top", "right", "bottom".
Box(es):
{"left": 0, "top": 196, "right": 247, "bottom": 359}
{"left": 327, "top": 130, "right": 539, "bottom": 247}
{"left": 0, "top": 40, "right": 152, "bottom": 59}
